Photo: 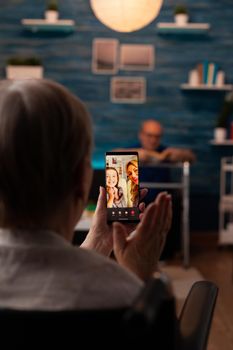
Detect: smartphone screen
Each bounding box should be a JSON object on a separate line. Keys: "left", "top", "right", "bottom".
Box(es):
{"left": 105, "top": 151, "right": 140, "bottom": 223}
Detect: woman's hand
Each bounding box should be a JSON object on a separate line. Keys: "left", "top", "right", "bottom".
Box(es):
{"left": 112, "top": 192, "right": 172, "bottom": 281}
{"left": 81, "top": 186, "right": 148, "bottom": 256}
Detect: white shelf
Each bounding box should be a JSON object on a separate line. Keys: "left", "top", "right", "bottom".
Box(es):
{"left": 222, "top": 165, "right": 233, "bottom": 171}
{"left": 220, "top": 195, "right": 233, "bottom": 211}
{"left": 210, "top": 140, "right": 233, "bottom": 145}
{"left": 21, "top": 18, "right": 75, "bottom": 33}
{"left": 6, "top": 65, "right": 43, "bottom": 79}
{"left": 181, "top": 84, "right": 233, "bottom": 91}
{"left": 221, "top": 194, "right": 233, "bottom": 202}
{"left": 157, "top": 22, "right": 210, "bottom": 34}
{"left": 219, "top": 157, "right": 233, "bottom": 246}
{"left": 218, "top": 229, "right": 233, "bottom": 245}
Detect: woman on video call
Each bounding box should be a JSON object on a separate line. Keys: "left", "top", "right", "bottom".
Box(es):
{"left": 126, "top": 159, "right": 139, "bottom": 208}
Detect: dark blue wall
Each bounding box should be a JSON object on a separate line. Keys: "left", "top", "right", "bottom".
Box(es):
{"left": 0, "top": 0, "right": 232, "bottom": 201}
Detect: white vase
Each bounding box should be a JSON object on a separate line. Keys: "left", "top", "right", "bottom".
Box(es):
{"left": 189, "top": 69, "right": 199, "bottom": 86}
{"left": 216, "top": 71, "right": 225, "bottom": 87}
{"left": 45, "top": 10, "right": 59, "bottom": 23}
{"left": 175, "top": 14, "right": 189, "bottom": 26}
{"left": 214, "top": 128, "right": 227, "bottom": 142}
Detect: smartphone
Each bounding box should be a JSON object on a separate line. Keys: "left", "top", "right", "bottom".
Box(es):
{"left": 105, "top": 151, "right": 140, "bottom": 223}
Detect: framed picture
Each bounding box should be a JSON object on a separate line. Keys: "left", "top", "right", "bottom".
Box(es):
{"left": 111, "top": 77, "right": 146, "bottom": 103}
{"left": 120, "top": 44, "right": 154, "bottom": 71}
{"left": 92, "top": 38, "right": 119, "bottom": 74}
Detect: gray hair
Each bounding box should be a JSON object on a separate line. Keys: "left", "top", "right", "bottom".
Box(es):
{"left": 0, "top": 79, "right": 92, "bottom": 225}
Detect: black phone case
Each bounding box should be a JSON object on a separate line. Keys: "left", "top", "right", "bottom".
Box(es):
{"left": 105, "top": 151, "right": 140, "bottom": 223}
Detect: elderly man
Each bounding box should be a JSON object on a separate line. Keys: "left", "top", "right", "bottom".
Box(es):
{"left": 115, "top": 119, "right": 196, "bottom": 259}
{"left": 115, "top": 119, "right": 196, "bottom": 193}
{"left": 133, "top": 119, "right": 196, "bottom": 163}
{"left": 138, "top": 120, "right": 195, "bottom": 259}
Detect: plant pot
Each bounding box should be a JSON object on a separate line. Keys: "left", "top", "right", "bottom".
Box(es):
{"left": 6, "top": 65, "right": 44, "bottom": 79}
{"left": 214, "top": 127, "right": 227, "bottom": 142}
{"left": 175, "top": 14, "right": 189, "bottom": 26}
{"left": 45, "top": 10, "right": 59, "bottom": 23}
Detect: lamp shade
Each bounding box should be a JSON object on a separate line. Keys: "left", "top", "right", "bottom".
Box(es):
{"left": 90, "top": 0, "right": 163, "bottom": 33}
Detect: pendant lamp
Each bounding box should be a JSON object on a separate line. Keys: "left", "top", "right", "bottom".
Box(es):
{"left": 90, "top": 0, "right": 163, "bottom": 33}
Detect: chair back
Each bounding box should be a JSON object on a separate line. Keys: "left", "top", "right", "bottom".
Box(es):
{"left": 0, "top": 279, "right": 218, "bottom": 349}
{"left": 178, "top": 280, "right": 218, "bottom": 350}
{"left": 0, "top": 277, "right": 177, "bottom": 348}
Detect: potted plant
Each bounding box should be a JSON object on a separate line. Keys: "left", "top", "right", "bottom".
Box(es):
{"left": 6, "top": 56, "right": 43, "bottom": 79}
{"left": 214, "top": 93, "right": 233, "bottom": 142}
{"left": 45, "top": 0, "right": 59, "bottom": 22}
{"left": 174, "top": 5, "right": 189, "bottom": 26}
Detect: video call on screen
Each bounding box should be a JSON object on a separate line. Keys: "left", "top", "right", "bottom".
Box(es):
{"left": 106, "top": 153, "right": 140, "bottom": 222}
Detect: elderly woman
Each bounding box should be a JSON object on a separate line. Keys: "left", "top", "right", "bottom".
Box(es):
{"left": 0, "top": 79, "right": 172, "bottom": 310}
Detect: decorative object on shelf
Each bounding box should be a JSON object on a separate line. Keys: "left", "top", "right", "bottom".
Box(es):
{"left": 21, "top": 0, "right": 75, "bottom": 33}
{"left": 214, "top": 91, "right": 233, "bottom": 142}
{"left": 6, "top": 56, "right": 43, "bottom": 79}
{"left": 157, "top": 5, "right": 210, "bottom": 34}
{"left": 188, "top": 69, "right": 199, "bottom": 87}
{"left": 90, "top": 0, "right": 163, "bottom": 32}
{"left": 174, "top": 4, "right": 189, "bottom": 26}
{"left": 214, "top": 128, "right": 227, "bottom": 143}
{"left": 45, "top": 0, "right": 59, "bottom": 23}
{"left": 181, "top": 61, "right": 232, "bottom": 91}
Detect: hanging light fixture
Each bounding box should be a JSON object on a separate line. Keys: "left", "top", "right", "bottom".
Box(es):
{"left": 90, "top": 0, "right": 163, "bottom": 33}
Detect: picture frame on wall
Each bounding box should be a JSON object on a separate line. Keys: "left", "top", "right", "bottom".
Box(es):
{"left": 120, "top": 44, "right": 155, "bottom": 71}
{"left": 111, "top": 77, "right": 146, "bottom": 103}
{"left": 92, "top": 38, "right": 119, "bottom": 74}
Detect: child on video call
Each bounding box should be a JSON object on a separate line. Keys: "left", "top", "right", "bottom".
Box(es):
{"left": 106, "top": 167, "right": 126, "bottom": 208}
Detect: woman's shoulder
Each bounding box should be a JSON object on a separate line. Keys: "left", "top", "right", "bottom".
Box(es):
{"left": 71, "top": 245, "right": 142, "bottom": 285}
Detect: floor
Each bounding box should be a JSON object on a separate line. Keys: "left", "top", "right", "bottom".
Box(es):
{"left": 74, "top": 228, "right": 233, "bottom": 349}
{"left": 172, "top": 231, "right": 233, "bottom": 350}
